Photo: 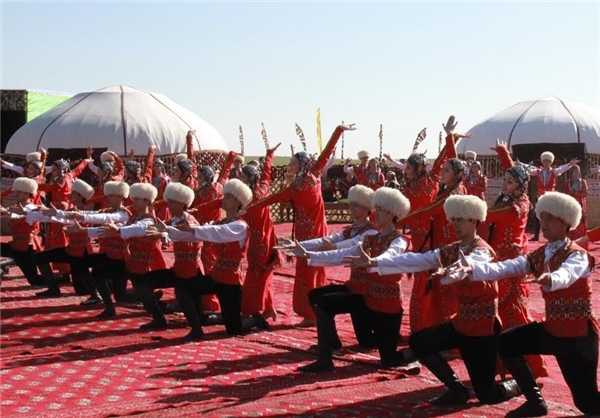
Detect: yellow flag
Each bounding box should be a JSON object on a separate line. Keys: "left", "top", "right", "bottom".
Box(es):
{"left": 316, "top": 107, "right": 323, "bottom": 153}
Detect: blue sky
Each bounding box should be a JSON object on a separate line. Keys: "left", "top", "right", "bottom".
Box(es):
{"left": 2, "top": 1, "right": 598, "bottom": 159}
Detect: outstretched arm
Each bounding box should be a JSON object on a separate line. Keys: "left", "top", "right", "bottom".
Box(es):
{"left": 217, "top": 151, "right": 236, "bottom": 185}
{"left": 143, "top": 146, "right": 155, "bottom": 183}
{"left": 312, "top": 124, "right": 356, "bottom": 174}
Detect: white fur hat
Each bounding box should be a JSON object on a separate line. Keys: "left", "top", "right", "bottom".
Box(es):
{"left": 174, "top": 154, "right": 188, "bottom": 164}
{"left": 100, "top": 151, "right": 115, "bottom": 163}
{"left": 372, "top": 187, "right": 410, "bottom": 219}
{"left": 357, "top": 150, "right": 370, "bottom": 159}
{"left": 234, "top": 154, "right": 245, "bottom": 164}
{"left": 103, "top": 181, "right": 130, "bottom": 199}
{"left": 347, "top": 185, "right": 374, "bottom": 210}
{"left": 535, "top": 191, "right": 581, "bottom": 231}
{"left": 444, "top": 194, "right": 487, "bottom": 222}
{"left": 223, "top": 178, "right": 253, "bottom": 209}
{"left": 464, "top": 150, "right": 477, "bottom": 160}
{"left": 71, "top": 179, "right": 95, "bottom": 200}
{"left": 12, "top": 177, "right": 38, "bottom": 195}
{"left": 129, "top": 183, "right": 158, "bottom": 203}
{"left": 163, "top": 182, "right": 195, "bottom": 207}
{"left": 26, "top": 152, "right": 41, "bottom": 163}
{"left": 540, "top": 151, "right": 554, "bottom": 163}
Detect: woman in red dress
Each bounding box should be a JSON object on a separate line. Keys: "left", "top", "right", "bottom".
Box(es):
{"left": 247, "top": 124, "right": 355, "bottom": 326}
{"left": 565, "top": 164, "right": 587, "bottom": 242}
{"left": 240, "top": 143, "right": 282, "bottom": 321}
{"left": 364, "top": 158, "right": 385, "bottom": 191}
{"left": 152, "top": 158, "right": 171, "bottom": 221}
{"left": 465, "top": 161, "right": 487, "bottom": 201}
{"left": 484, "top": 140, "right": 549, "bottom": 378}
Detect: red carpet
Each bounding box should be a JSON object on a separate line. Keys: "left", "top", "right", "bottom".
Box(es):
{"left": 1, "top": 224, "right": 599, "bottom": 417}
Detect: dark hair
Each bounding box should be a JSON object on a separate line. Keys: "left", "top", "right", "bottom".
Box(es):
{"left": 197, "top": 166, "right": 215, "bottom": 185}
{"left": 125, "top": 161, "right": 141, "bottom": 177}
{"left": 242, "top": 164, "right": 260, "bottom": 190}
{"left": 53, "top": 159, "right": 69, "bottom": 173}
{"left": 98, "top": 161, "right": 115, "bottom": 183}
{"left": 407, "top": 153, "right": 427, "bottom": 177}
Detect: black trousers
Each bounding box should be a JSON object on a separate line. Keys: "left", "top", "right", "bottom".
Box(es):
{"left": 175, "top": 275, "right": 249, "bottom": 335}
{"left": 308, "top": 284, "right": 375, "bottom": 347}
{"left": 498, "top": 321, "right": 600, "bottom": 415}
{"left": 410, "top": 321, "right": 508, "bottom": 404}
{"left": 88, "top": 253, "right": 127, "bottom": 308}
{"left": 35, "top": 247, "right": 95, "bottom": 293}
{"left": 130, "top": 269, "right": 191, "bottom": 322}
{"left": 0, "top": 243, "right": 43, "bottom": 285}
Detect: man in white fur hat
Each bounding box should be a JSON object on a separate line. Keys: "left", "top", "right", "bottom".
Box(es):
{"left": 0, "top": 178, "right": 46, "bottom": 286}
{"left": 134, "top": 182, "right": 203, "bottom": 334}
{"left": 29, "top": 179, "right": 99, "bottom": 299}
{"left": 277, "top": 185, "right": 379, "bottom": 349}
{"left": 518, "top": 151, "right": 579, "bottom": 240}
{"left": 229, "top": 154, "right": 245, "bottom": 180}
{"left": 347, "top": 195, "right": 521, "bottom": 406}
{"left": 1, "top": 150, "right": 52, "bottom": 177}
{"left": 64, "top": 181, "right": 132, "bottom": 317}
{"left": 150, "top": 179, "right": 268, "bottom": 340}
{"left": 288, "top": 187, "right": 413, "bottom": 372}
{"left": 343, "top": 150, "right": 370, "bottom": 186}
{"left": 447, "top": 191, "right": 599, "bottom": 417}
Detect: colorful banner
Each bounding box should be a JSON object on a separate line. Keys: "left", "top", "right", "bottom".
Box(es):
{"left": 378, "top": 124, "right": 383, "bottom": 159}
{"left": 260, "top": 123, "right": 270, "bottom": 150}
{"left": 238, "top": 125, "right": 244, "bottom": 155}
{"left": 412, "top": 127, "right": 427, "bottom": 152}
{"left": 295, "top": 123, "right": 307, "bottom": 152}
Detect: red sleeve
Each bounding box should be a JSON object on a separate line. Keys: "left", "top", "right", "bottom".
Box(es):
{"left": 396, "top": 196, "right": 445, "bottom": 227}
{"left": 495, "top": 145, "right": 515, "bottom": 172}
{"left": 1, "top": 188, "right": 13, "bottom": 199}
{"left": 217, "top": 151, "right": 236, "bottom": 185}
{"left": 429, "top": 134, "right": 456, "bottom": 179}
{"left": 194, "top": 197, "right": 222, "bottom": 212}
{"left": 260, "top": 148, "right": 275, "bottom": 187}
{"left": 143, "top": 147, "right": 155, "bottom": 183}
{"left": 245, "top": 186, "right": 292, "bottom": 212}
{"left": 312, "top": 126, "right": 344, "bottom": 174}
{"left": 70, "top": 159, "right": 90, "bottom": 178}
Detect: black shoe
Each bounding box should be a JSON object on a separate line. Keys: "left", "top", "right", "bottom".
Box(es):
{"left": 36, "top": 288, "right": 61, "bottom": 298}
{"left": 183, "top": 328, "right": 204, "bottom": 342}
{"left": 154, "top": 290, "right": 164, "bottom": 300}
{"left": 297, "top": 360, "right": 334, "bottom": 373}
{"left": 429, "top": 387, "right": 469, "bottom": 405}
{"left": 505, "top": 400, "right": 548, "bottom": 417}
{"left": 96, "top": 308, "right": 116, "bottom": 318}
{"left": 253, "top": 312, "right": 270, "bottom": 330}
{"left": 139, "top": 319, "right": 168, "bottom": 330}
{"left": 80, "top": 296, "right": 102, "bottom": 306}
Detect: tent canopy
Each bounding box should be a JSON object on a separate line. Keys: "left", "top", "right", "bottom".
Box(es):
{"left": 5, "top": 85, "right": 228, "bottom": 156}
{"left": 456, "top": 96, "right": 600, "bottom": 156}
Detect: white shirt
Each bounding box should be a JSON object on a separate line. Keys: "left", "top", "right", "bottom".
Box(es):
{"left": 300, "top": 222, "right": 378, "bottom": 251}
{"left": 82, "top": 210, "right": 131, "bottom": 225}
{"left": 2, "top": 160, "right": 52, "bottom": 176}
{"left": 377, "top": 246, "right": 493, "bottom": 278}
{"left": 307, "top": 236, "right": 409, "bottom": 274}
{"left": 167, "top": 219, "right": 247, "bottom": 248}
{"left": 470, "top": 238, "right": 590, "bottom": 292}
{"left": 522, "top": 163, "right": 571, "bottom": 186}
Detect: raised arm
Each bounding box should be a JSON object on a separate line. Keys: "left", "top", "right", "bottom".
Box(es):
{"left": 143, "top": 146, "right": 155, "bottom": 183}
{"left": 186, "top": 131, "right": 199, "bottom": 180}
{"left": 428, "top": 133, "right": 456, "bottom": 179}
{"left": 1, "top": 159, "right": 25, "bottom": 175}
{"left": 260, "top": 146, "right": 276, "bottom": 187}
{"left": 396, "top": 195, "right": 445, "bottom": 228}
{"left": 217, "top": 151, "right": 236, "bottom": 185}
{"left": 70, "top": 158, "right": 91, "bottom": 179}
{"left": 312, "top": 124, "right": 355, "bottom": 174}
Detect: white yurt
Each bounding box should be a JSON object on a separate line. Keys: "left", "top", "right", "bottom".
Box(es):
{"left": 5, "top": 85, "right": 228, "bottom": 156}
{"left": 457, "top": 96, "right": 600, "bottom": 165}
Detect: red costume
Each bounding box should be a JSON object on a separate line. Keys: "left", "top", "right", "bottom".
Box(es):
{"left": 241, "top": 148, "right": 282, "bottom": 316}
{"left": 399, "top": 134, "right": 458, "bottom": 332}
{"left": 565, "top": 178, "right": 588, "bottom": 241}
{"left": 465, "top": 172, "right": 487, "bottom": 201}
{"left": 248, "top": 126, "right": 343, "bottom": 320}
{"left": 123, "top": 212, "right": 167, "bottom": 275}
{"left": 485, "top": 144, "right": 548, "bottom": 377}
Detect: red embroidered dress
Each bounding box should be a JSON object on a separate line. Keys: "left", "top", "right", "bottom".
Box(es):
{"left": 241, "top": 148, "right": 282, "bottom": 315}
{"left": 465, "top": 173, "right": 487, "bottom": 201}
{"left": 123, "top": 212, "right": 167, "bottom": 275}
{"left": 247, "top": 127, "right": 344, "bottom": 320}
{"left": 210, "top": 219, "right": 250, "bottom": 286}
{"left": 9, "top": 212, "right": 42, "bottom": 252}
{"left": 168, "top": 212, "right": 203, "bottom": 279}
{"left": 565, "top": 178, "right": 588, "bottom": 241}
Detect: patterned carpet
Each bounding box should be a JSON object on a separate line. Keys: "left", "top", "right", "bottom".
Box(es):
{"left": 1, "top": 224, "right": 598, "bottom": 417}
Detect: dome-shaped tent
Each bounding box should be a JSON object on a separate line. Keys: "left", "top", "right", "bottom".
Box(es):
{"left": 456, "top": 96, "right": 600, "bottom": 157}
{"left": 5, "top": 85, "right": 228, "bottom": 156}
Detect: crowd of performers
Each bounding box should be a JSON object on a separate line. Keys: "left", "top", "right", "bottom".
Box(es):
{"left": 1, "top": 117, "right": 599, "bottom": 417}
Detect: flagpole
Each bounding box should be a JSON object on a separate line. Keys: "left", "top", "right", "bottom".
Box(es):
{"left": 238, "top": 125, "right": 244, "bottom": 155}
{"left": 261, "top": 123, "right": 270, "bottom": 150}
{"left": 340, "top": 120, "right": 345, "bottom": 160}
{"left": 378, "top": 124, "right": 383, "bottom": 160}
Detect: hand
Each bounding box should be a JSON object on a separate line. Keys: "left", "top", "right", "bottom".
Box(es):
{"left": 524, "top": 265, "right": 552, "bottom": 286}
{"left": 440, "top": 250, "right": 472, "bottom": 284}
{"left": 145, "top": 227, "right": 164, "bottom": 239}
{"left": 344, "top": 157, "right": 352, "bottom": 165}
{"left": 343, "top": 244, "right": 375, "bottom": 268}
{"left": 274, "top": 238, "right": 295, "bottom": 250}
{"left": 64, "top": 211, "right": 85, "bottom": 222}
{"left": 268, "top": 142, "right": 282, "bottom": 154}
{"left": 174, "top": 218, "right": 194, "bottom": 232}
{"left": 86, "top": 146, "right": 94, "bottom": 159}
{"left": 151, "top": 145, "right": 157, "bottom": 151}
{"left": 8, "top": 203, "right": 26, "bottom": 216}
{"left": 40, "top": 147, "right": 47, "bottom": 154}
{"left": 65, "top": 219, "right": 85, "bottom": 233}
{"left": 316, "top": 239, "right": 336, "bottom": 251}
{"left": 383, "top": 153, "right": 393, "bottom": 161}
{"left": 575, "top": 235, "right": 590, "bottom": 246}
{"left": 339, "top": 123, "right": 356, "bottom": 131}
{"left": 98, "top": 223, "right": 120, "bottom": 237}
{"left": 569, "top": 158, "right": 580, "bottom": 166}
{"left": 454, "top": 132, "right": 472, "bottom": 139}
{"left": 443, "top": 115, "right": 458, "bottom": 135}
{"left": 154, "top": 219, "right": 168, "bottom": 233}
{"left": 40, "top": 203, "right": 59, "bottom": 217}
{"left": 285, "top": 241, "right": 308, "bottom": 258}
{"left": 491, "top": 138, "right": 508, "bottom": 152}
{"left": 128, "top": 149, "right": 135, "bottom": 159}
{"left": 187, "top": 130, "right": 195, "bottom": 138}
